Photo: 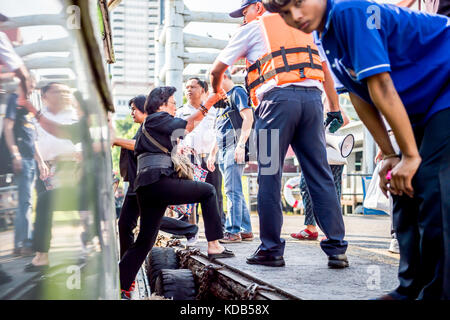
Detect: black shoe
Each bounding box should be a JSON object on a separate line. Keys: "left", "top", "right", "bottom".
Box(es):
{"left": 208, "top": 248, "right": 235, "bottom": 260}
{"left": 328, "top": 254, "right": 349, "bottom": 269}
{"left": 0, "top": 269, "right": 12, "bottom": 285}
{"left": 246, "top": 250, "right": 285, "bottom": 267}
{"left": 24, "top": 263, "right": 49, "bottom": 273}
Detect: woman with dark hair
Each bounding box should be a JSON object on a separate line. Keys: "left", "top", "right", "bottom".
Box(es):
{"left": 118, "top": 86, "right": 233, "bottom": 298}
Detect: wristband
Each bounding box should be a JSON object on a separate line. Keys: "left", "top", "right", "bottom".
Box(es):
{"left": 35, "top": 110, "right": 43, "bottom": 121}
{"left": 199, "top": 104, "right": 208, "bottom": 116}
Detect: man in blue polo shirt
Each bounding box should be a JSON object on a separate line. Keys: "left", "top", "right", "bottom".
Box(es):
{"left": 263, "top": 0, "right": 450, "bottom": 300}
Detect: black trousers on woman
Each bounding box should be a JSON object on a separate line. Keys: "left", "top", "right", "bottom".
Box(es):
{"left": 118, "top": 192, "right": 199, "bottom": 259}
{"left": 119, "top": 176, "right": 223, "bottom": 290}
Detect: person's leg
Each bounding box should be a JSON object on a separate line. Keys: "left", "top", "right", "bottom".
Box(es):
{"left": 254, "top": 88, "right": 301, "bottom": 256}
{"left": 414, "top": 108, "right": 450, "bottom": 299}
{"left": 31, "top": 186, "right": 81, "bottom": 266}
{"left": 160, "top": 216, "right": 198, "bottom": 239}
{"left": 118, "top": 193, "right": 140, "bottom": 259}
{"left": 14, "top": 158, "right": 35, "bottom": 250}
{"left": 300, "top": 172, "right": 317, "bottom": 228}
{"left": 221, "top": 149, "right": 244, "bottom": 235}
{"left": 290, "top": 88, "right": 347, "bottom": 257}
{"left": 119, "top": 177, "right": 225, "bottom": 290}
{"left": 119, "top": 187, "right": 167, "bottom": 290}
{"left": 202, "top": 156, "right": 225, "bottom": 228}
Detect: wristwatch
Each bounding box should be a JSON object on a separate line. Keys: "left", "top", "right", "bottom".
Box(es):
{"left": 237, "top": 143, "right": 246, "bottom": 149}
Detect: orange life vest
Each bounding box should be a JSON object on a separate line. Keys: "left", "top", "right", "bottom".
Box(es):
{"left": 246, "top": 13, "right": 324, "bottom": 106}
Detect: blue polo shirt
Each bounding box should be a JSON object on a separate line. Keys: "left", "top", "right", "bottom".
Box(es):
{"left": 215, "top": 86, "right": 251, "bottom": 153}
{"left": 316, "top": 0, "right": 450, "bottom": 126}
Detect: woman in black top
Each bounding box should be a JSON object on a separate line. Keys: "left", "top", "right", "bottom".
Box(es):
{"left": 119, "top": 86, "right": 233, "bottom": 294}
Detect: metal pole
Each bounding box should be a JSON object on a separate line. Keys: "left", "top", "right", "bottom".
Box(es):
{"left": 154, "top": 25, "right": 166, "bottom": 87}
{"left": 165, "top": 0, "right": 184, "bottom": 105}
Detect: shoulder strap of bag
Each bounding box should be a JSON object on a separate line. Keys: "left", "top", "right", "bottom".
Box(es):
{"left": 141, "top": 118, "right": 170, "bottom": 154}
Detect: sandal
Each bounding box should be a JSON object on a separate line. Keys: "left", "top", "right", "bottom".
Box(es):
{"left": 208, "top": 248, "right": 235, "bottom": 260}
{"left": 24, "top": 263, "right": 49, "bottom": 273}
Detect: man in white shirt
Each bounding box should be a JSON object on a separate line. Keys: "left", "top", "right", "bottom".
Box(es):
{"left": 35, "top": 82, "right": 79, "bottom": 192}
{"left": 176, "top": 77, "right": 225, "bottom": 228}
{"left": 209, "top": 0, "right": 348, "bottom": 268}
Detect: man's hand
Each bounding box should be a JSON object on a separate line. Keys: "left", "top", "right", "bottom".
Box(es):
{"left": 234, "top": 145, "right": 246, "bottom": 164}
{"left": 206, "top": 155, "right": 216, "bottom": 172}
{"left": 324, "top": 111, "right": 344, "bottom": 133}
{"left": 379, "top": 155, "right": 421, "bottom": 198}
{"left": 374, "top": 149, "right": 383, "bottom": 164}
{"left": 38, "top": 161, "right": 49, "bottom": 180}
{"left": 12, "top": 156, "right": 22, "bottom": 173}
{"left": 16, "top": 97, "right": 37, "bottom": 115}
{"left": 204, "top": 89, "right": 227, "bottom": 109}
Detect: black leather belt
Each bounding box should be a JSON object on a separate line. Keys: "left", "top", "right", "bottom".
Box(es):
{"left": 137, "top": 152, "right": 172, "bottom": 173}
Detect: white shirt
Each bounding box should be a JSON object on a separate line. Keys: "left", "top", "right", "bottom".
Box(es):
{"left": 217, "top": 12, "right": 325, "bottom": 105}
{"left": 176, "top": 103, "right": 217, "bottom": 155}
{"left": 36, "top": 107, "right": 80, "bottom": 161}
{"left": 0, "top": 32, "right": 23, "bottom": 71}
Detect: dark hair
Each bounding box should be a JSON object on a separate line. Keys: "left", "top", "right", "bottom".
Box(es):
{"left": 41, "top": 82, "right": 64, "bottom": 95}
{"left": 144, "top": 86, "right": 176, "bottom": 114}
{"left": 262, "top": 0, "right": 291, "bottom": 13}
{"left": 187, "top": 77, "right": 208, "bottom": 92}
{"left": 128, "top": 94, "right": 147, "bottom": 113}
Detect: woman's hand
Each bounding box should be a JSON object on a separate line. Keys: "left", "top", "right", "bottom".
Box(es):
{"left": 206, "top": 155, "right": 216, "bottom": 172}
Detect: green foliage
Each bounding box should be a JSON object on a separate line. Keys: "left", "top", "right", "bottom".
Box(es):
{"left": 111, "top": 115, "right": 140, "bottom": 176}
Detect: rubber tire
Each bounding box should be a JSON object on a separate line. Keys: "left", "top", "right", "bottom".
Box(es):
{"left": 145, "top": 247, "right": 179, "bottom": 292}
{"left": 154, "top": 269, "right": 197, "bottom": 300}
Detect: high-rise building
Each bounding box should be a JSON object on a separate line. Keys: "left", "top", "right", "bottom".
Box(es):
{"left": 109, "top": 0, "right": 160, "bottom": 118}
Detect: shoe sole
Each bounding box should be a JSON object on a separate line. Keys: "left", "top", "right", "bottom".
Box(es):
{"left": 246, "top": 259, "right": 285, "bottom": 267}
{"left": 328, "top": 261, "right": 349, "bottom": 269}
{"left": 241, "top": 238, "right": 254, "bottom": 241}
{"left": 219, "top": 239, "right": 242, "bottom": 243}
{"left": 291, "top": 237, "right": 318, "bottom": 241}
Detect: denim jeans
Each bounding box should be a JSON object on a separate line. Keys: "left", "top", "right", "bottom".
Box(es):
{"left": 14, "top": 158, "right": 35, "bottom": 249}
{"left": 219, "top": 147, "right": 252, "bottom": 235}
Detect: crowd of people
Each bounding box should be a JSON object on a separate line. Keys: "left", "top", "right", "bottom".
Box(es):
{"left": 1, "top": 0, "right": 448, "bottom": 301}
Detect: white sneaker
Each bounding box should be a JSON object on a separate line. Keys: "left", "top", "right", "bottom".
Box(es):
{"left": 388, "top": 238, "right": 400, "bottom": 254}
{"left": 186, "top": 233, "right": 199, "bottom": 247}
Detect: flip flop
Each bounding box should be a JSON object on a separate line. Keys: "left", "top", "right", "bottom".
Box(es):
{"left": 24, "top": 263, "right": 49, "bottom": 273}
{"left": 208, "top": 248, "right": 235, "bottom": 260}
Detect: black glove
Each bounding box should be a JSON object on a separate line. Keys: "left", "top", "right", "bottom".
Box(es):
{"left": 213, "top": 97, "right": 230, "bottom": 109}
{"left": 324, "top": 111, "right": 344, "bottom": 133}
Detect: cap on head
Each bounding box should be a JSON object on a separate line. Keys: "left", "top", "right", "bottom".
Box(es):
{"left": 229, "top": 0, "right": 262, "bottom": 18}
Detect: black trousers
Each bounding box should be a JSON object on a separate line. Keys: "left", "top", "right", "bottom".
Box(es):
{"left": 185, "top": 155, "right": 225, "bottom": 228}
{"left": 119, "top": 176, "right": 223, "bottom": 290}
{"left": 393, "top": 108, "right": 450, "bottom": 300}
{"left": 32, "top": 186, "right": 87, "bottom": 253}
{"left": 118, "top": 192, "right": 198, "bottom": 259}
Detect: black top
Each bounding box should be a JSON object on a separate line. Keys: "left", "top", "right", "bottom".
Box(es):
{"left": 133, "top": 112, "right": 187, "bottom": 190}
{"left": 5, "top": 94, "right": 36, "bottom": 159}
{"left": 119, "top": 128, "right": 140, "bottom": 195}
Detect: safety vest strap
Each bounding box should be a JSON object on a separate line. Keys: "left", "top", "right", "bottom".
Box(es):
{"left": 247, "top": 61, "right": 323, "bottom": 90}
{"left": 247, "top": 45, "right": 320, "bottom": 73}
